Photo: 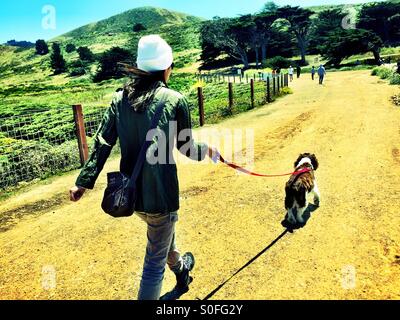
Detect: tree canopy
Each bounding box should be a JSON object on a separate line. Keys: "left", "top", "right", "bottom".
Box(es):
{"left": 50, "top": 43, "right": 67, "bottom": 75}
{"left": 94, "top": 47, "right": 132, "bottom": 82}
{"left": 35, "top": 40, "right": 49, "bottom": 55}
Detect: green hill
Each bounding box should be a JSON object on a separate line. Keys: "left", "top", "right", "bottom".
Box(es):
{"left": 0, "top": 6, "right": 204, "bottom": 116}
{"left": 53, "top": 6, "right": 203, "bottom": 53}
{"left": 63, "top": 6, "right": 202, "bottom": 38}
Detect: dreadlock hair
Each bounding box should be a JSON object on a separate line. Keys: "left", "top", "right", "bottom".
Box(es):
{"left": 120, "top": 63, "right": 168, "bottom": 113}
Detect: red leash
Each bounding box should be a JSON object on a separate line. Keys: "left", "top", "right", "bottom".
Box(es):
{"left": 218, "top": 154, "right": 311, "bottom": 177}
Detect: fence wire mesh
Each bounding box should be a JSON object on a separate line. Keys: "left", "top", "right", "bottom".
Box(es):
{"left": 0, "top": 107, "right": 80, "bottom": 190}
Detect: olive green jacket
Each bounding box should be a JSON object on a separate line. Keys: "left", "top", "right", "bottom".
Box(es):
{"left": 76, "top": 82, "right": 208, "bottom": 214}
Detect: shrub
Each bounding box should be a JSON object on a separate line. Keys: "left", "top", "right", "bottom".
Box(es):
{"left": 69, "top": 67, "right": 86, "bottom": 77}
{"left": 77, "top": 46, "right": 95, "bottom": 62}
{"left": 371, "top": 67, "right": 380, "bottom": 76}
{"left": 390, "top": 73, "right": 400, "bottom": 85}
{"left": 65, "top": 43, "right": 76, "bottom": 53}
{"left": 377, "top": 67, "right": 393, "bottom": 79}
{"left": 265, "top": 56, "right": 293, "bottom": 70}
{"left": 133, "top": 23, "right": 147, "bottom": 32}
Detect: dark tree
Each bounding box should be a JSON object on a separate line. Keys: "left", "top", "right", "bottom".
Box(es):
{"left": 309, "top": 8, "right": 347, "bottom": 54}
{"left": 35, "top": 39, "right": 49, "bottom": 55}
{"left": 65, "top": 43, "right": 76, "bottom": 53}
{"left": 199, "top": 19, "right": 225, "bottom": 67}
{"left": 200, "top": 17, "right": 252, "bottom": 69}
{"left": 266, "top": 26, "right": 297, "bottom": 59}
{"left": 94, "top": 47, "right": 132, "bottom": 82}
{"left": 357, "top": 2, "right": 400, "bottom": 45}
{"left": 254, "top": 12, "right": 278, "bottom": 63}
{"left": 320, "top": 29, "right": 383, "bottom": 67}
{"left": 50, "top": 43, "right": 67, "bottom": 75}
{"left": 77, "top": 46, "right": 95, "bottom": 62}
{"left": 277, "top": 6, "right": 314, "bottom": 65}
{"left": 133, "top": 23, "right": 147, "bottom": 32}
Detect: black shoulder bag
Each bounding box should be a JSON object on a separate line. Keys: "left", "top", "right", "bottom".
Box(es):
{"left": 101, "top": 95, "right": 166, "bottom": 218}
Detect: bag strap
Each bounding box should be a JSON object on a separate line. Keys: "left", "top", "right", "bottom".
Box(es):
{"left": 128, "top": 92, "right": 166, "bottom": 187}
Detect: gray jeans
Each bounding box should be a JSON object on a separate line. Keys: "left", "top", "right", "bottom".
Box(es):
{"left": 136, "top": 211, "right": 183, "bottom": 300}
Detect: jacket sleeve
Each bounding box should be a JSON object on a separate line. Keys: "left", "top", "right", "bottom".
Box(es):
{"left": 176, "top": 96, "right": 208, "bottom": 162}
{"left": 75, "top": 95, "right": 119, "bottom": 189}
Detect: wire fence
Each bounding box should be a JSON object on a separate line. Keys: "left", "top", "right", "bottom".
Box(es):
{"left": 0, "top": 107, "right": 80, "bottom": 190}
{"left": 0, "top": 74, "right": 289, "bottom": 191}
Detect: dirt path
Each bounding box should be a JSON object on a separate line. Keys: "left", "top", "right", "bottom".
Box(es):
{"left": 1, "top": 70, "right": 400, "bottom": 300}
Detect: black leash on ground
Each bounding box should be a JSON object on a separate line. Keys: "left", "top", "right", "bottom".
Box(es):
{"left": 200, "top": 229, "right": 290, "bottom": 301}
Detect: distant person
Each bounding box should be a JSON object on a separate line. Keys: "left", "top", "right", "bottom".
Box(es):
{"left": 311, "top": 66, "right": 316, "bottom": 80}
{"left": 318, "top": 64, "right": 326, "bottom": 85}
{"left": 272, "top": 69, "right": 277, "bottom": 77}
{"left": 296, "top": 65, "right": 301, "bottom": 78}
{"left": 276, "top": 67, "right": 281, "bottom": 75}
{"left": 288, "top": 66, "right": 294, "bottom": 82}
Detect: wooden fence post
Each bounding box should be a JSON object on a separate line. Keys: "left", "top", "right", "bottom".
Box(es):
{"left": 72, "top": 104, "right": 89, "bottom": 167}
{"left": 267, "top": 77, "right": 271, "bottom": 103}
{"left": 228, "top": 82, "right": 234, "bottom": 113}
{"left": 250, "top": 79, "right": 255, "bottom": 109}
{"left": 273, "top": 76, "right": 276, "bottom": 96}
{"left": 198, "top": 87, "right": 205, "bottom": 127}
{"left": 277, "top": 74, "right": 280, "bottom": 93}
{"left": 281, "top": 74, "right": 284, "bottom": 88}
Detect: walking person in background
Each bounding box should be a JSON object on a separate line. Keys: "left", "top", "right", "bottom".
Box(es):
{"left": 311, "top": 66, "right": 316, "bottom": 80}
{"left": 69, "top": 35, "right": 216, "bottom": 300}
{"left": 296, "top": 65, "right": 301, "bottom": 79}
{"left": 318, "top": 64, "right": 326, "bottom": 85}
{"left": 288, "top": 65, "right": 294, "bottom": 82}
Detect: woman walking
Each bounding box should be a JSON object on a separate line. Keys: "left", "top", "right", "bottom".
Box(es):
{"left": 69, "top": 35, "right": 215, "bottom": 300}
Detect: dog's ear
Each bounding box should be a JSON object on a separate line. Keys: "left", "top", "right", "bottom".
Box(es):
{"left": 309, "top": 154, "right": 319, "bottom": 170}
{"left": 294, "top": 154, "right": 305, "bottom": 168}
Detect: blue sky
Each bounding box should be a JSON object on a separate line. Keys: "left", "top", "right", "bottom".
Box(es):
{"left": 0, "top": 0, "right": 381, "bottom": 43}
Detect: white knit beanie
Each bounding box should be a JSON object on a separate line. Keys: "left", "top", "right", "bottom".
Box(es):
{"left": 136, "top": 35, "right": 173, "bottom": 72}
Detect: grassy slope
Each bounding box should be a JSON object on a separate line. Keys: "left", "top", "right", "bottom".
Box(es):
{"left": 0, "top": 7, "right": 204, "bottom": 116}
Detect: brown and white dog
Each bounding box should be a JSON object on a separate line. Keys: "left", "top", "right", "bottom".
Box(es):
{"left": 284, "top": 153, "right": 320, "bottom": 225}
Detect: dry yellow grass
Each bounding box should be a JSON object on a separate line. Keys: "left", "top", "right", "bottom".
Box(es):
{"left": 1, "top": 70, "right": 400, "bottom": 300}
